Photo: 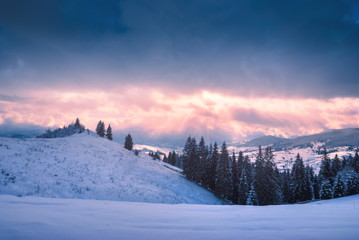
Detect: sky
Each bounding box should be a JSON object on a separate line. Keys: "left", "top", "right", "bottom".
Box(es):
{"left": 0, "top": 0, "right": 359, "bottom": 146}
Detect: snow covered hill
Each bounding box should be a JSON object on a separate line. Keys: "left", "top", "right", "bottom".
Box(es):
{"left": 0, "top": 133, "right": 221, "bottom": 204}
{"left": 1, "top": 193, "right": 358, "bottom": 240}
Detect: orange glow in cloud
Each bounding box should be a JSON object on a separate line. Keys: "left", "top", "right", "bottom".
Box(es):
{"left": 0, "top": 87, "right": 358, "bottom": 140}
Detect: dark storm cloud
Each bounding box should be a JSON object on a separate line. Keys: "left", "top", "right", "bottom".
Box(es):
{"left": 0, "top": 0, "right": 358, "bottom": 97}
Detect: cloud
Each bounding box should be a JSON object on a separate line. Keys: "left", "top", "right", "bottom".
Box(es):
{"left": 0, "top": 0, "right": 358, "bottom": 97}
{"left": 0, "top": 119, "right": 45, "bottom": 137}
{"left": 0, "top": 88, "right": 358, "bottom": 145}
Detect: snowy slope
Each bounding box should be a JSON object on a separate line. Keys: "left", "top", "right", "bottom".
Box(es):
{"left": 0, "top": 133, "right": 221, "bottom": 204}
{"left": 1, "top": 193, "right": 358, "bottom": 240}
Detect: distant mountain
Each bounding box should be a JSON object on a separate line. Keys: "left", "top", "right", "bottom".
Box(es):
{"left": 239, "top": 128, "right": 359, "bottom": 149}
{"left": 241, "top": 135, "right": 287, "bottom": 147}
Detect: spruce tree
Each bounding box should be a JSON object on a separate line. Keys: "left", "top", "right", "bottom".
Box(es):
{"left": 264, "top": 147, "right": 281, "bottom": 205}
{"left": 75, "top": 118, "right": 80, "bottom": 128}
{"left": 124, "top": 134, "right": 133, "bottom": 151}
{"left": 96, "top": 121, "right": 105, "bottom": 137}
{"left": 320, "top": 179, "right": 333, "bottom": 200}
{"left": 282, "top": 170, "right": 294, "bottom": 204}
{"left": 231, "top": 151, "right": 239, "bottom": 204}
{"left": 182, "top": 137, "right": 198, "bottom": 182}
{"left": 204, "top": 143, "right": 218, "bottom": 191}
{"left": 319, "top": 148, "right": 334, "bottom": 181}
{"left": 331, "top": 154, "right": 341, "bottom": 175}
{"left": 333, "top": 175, "right": 345, "bottom": 198}
{"left": 214, "top": 142, "right": 232, "bottom": 200}
{"left": 106, "top": 124, "right": 113, "bottom": 141}
{"left": 291, "top": 153, "right": 306, "bottom": 202}
{"left": 198, "top": 137, "right": 208, "bottom": 185}
{"left": 238, "top": 170, "right": 249, "bottom": 205}
{"left": 254, "top": 146, "right": 266, "bottom": 205}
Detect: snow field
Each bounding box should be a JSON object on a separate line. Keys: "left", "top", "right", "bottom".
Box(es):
{"left": 0, "top": 194, "right": 358, "bottom": 240}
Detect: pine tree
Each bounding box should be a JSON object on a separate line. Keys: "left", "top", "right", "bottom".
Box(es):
{"left": 231, "top": 151, "right": 239, "bottom": 204}
{"left": 198, "top": 137, "right": 208, "bottom": 185}
{"left": 75, "top": 118, "right": 80, "bottom": 128}
{"left": 204, "top": 143, "right": 218, "bottom": 191}
{"left": 320, "top": 179, "right": 333, "bottom": 200}
{"left": 333, "top": 175, "right": 345, "bottom": 198}
{"left": 170, "top": 150, "right": 177, "bottom": 166}
{"left": 281, "top": 170, "right": 294, "bottom": 204}
{"left": 96, "top": 121, "right": 105, "bottom": 137}
{"left": 331, "top": 154, "right": 341, "bottom": 176}
{"left": 124, "top": 134, "right": 133, "bottom": 151}
{"left": 214, "top": 142, "right": 232, "bottom": 200}
{"left": 182, "top": 137, "right": 198, "bottom": 182}
{"left": 291, "top": 153, "right": 306, "bottom": 202}
{"left": 106, "top": 124, "right": 113, "bottom": 141}
{"left": 254, "top": 146, "right": 266, "bottom": 205}
{"left": 264, "top": 147, "right": 281, "bottom": 205}
{"left": 238, "top": 170, "right": 250, "bottom": 205}
{"left": 319, "top": 148, "right": 334, "bottom": 181}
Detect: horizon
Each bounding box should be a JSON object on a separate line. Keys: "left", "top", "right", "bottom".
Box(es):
{"left": 1, "top": 0, "right": 359, "bottom": 146}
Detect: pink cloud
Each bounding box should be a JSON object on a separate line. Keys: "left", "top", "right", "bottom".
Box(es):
{"left": 0, "top": 88, "right": 358, "bottom": 140}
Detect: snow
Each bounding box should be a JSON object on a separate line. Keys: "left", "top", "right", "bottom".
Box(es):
{"left": 0, "top": 134, "right": 221, "bottom": 204}
{"left": 1, "top": 193, "right": 358, "bottom": 240}
{"left": 228, "top": 144, "right": 357, "bottom": 174}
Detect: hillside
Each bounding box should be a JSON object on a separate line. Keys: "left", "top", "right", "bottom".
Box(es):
{"left": 0, "top": 133, "right": 221, "bottom": 204}
{"left": 1, "top": 194, "right": 358, "bottom": 239}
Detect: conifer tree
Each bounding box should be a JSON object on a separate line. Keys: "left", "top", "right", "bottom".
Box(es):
{"left": 106, "top": 124, "right": 113, "bottom": 141}
{"left": 198, "top": 137, "right": 208, "bottom": 185}
{"left": 333, "top": 175, "right": 345, "bottom": 198}
{"left": 231, "top": 151, "right": 239, "bottom": 204}
{"left": 75, "top": 118, "right": 80, "bottom": 128}
{"left": 124, "top": 134, "right": 133, "bottom": 151}
{"left": 320, "top": 179, "right": 333, "bottom": 199}
{"left": 264, "top": 147, "right": 281, "bottom": 205}
{"left": 254, "top": 146, "right": 266, "bottom": 205}
{"left": 291, "top": 154, "right": 306, "bottom": 202}
{"left": 238, "top": 170, "right": 249, "bottom": 205}
{"left": 163, "top": 154, "right": 169, "bottom": 163}
{"left": 96, "top": 121, "right": 105, "bottom": 137}
{"left": 204, "top": 143, "right": 218, "bottom": 191}
{"left": 282, "top": 170, "right": 294, "bottom": 204}
{"left": 319, "top": 148, "right": 334, "bottom": 181}
{"left": 182, "top": 137, "right": 198, "bottom": 181}
{"left": 214, "top": 142, "right": 232, "bottom": 200}
{"left": 331, "top": 154, "right": 341, "bottom": 175}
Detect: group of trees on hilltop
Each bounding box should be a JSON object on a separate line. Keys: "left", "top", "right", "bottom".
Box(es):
{"left": 95, "top": 121, "right": 113, "bottom": 141}
{"left": 37, "top": 118, "right": 86, "bottom": 138}
{"left": 164, "top": 136, "right": 359, "bottom": 205}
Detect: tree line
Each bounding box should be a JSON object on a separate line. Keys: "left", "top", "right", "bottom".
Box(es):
{"left": 164, "top": 136, "right": 359, "bottom": 205}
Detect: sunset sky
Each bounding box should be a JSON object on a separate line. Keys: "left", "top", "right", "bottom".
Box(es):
{"left": 0, "top": 0, "right": 358, "bottom": 145}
